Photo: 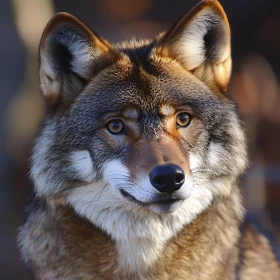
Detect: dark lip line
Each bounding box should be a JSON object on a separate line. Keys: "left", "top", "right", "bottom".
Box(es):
{"left": 120, "top": 189, "right": 182, "bottom": 206}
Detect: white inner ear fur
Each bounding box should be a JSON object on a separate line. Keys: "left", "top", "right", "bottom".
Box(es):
{"left": 40, "top": 26, "right": 100, "bottom": 99}
{"left": 174, "top": 9, "right": 230, "bottom": 70}
{"left": 67, "top": 39, "right": 101, "bottom": 79}
{"left": 40, "top": 56, "right": 62, "bottom": 99}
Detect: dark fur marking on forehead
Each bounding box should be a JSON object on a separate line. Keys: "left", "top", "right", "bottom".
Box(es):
{"left": 120, "top": 42, "right": 163, "bottom": 77}
{"left": 122, "top": 44, "right": 152, "bottom": 65}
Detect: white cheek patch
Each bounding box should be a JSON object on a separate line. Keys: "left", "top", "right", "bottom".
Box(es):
{"left": 69, "top": 150, "right": 95, "bottom": 182}
{"left": 102, "top": 159, "right": 132, "bottom": 196}
{"left": 207, "top": 140, "right": 246, "bottom": 180}
{"left": 207, "top": 142, "right": 227, "bottom": 167}
{"left": 189, "top": 153, "right": 203, "bottom": 171}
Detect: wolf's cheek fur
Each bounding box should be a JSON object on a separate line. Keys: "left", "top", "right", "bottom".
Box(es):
{"left": 68, "top": 151, "right": 96, "bottom": 183}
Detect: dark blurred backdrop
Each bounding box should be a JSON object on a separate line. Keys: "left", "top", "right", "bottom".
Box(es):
{"left": 1, "top": 0, "right": 280, "bottom": 279}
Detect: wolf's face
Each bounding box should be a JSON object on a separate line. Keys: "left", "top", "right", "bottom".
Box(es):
{"left": 32, "top": 1, "right": 247, "bottom": 225}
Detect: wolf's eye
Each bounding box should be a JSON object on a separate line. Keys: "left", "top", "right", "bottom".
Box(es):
{"left": 176, "top": 113, "right": 192, "bottom": 127}
{"left": 106, "top": 119, "right": 124, "bottom": 134}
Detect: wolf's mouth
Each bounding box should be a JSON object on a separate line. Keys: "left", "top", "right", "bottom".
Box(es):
{"left": 120, "top": 189, "right": 182, "bottom": 207}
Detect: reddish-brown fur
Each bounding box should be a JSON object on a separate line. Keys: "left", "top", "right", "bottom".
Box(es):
{"left": 20, "top": 190, "right": 279, "bottom": 279}
{"left": 18, "top": 1, "right": 280, "bottom": 279}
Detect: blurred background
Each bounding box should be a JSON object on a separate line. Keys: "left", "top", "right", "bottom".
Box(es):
{"left": 0, "top": 0, "right": 280, "bottom": 278}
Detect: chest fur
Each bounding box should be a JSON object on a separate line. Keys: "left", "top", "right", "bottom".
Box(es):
{"left": 20, "top": 193, "right": 243, "bottom": 279}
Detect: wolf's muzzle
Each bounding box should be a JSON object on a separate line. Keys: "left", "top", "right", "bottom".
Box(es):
{"left": 149, "top": 164, "right": 185, "bottom": 195}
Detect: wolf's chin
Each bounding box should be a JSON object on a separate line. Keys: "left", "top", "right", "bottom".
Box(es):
{"left": 120, "top": 189, "right": 185, "bottom": 214}
{"left": 147, "top": 200, "right": 185, "bottom": 214}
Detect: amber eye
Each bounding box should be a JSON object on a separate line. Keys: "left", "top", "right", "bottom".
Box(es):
{"left": 176, "top": 112, "right": 192, "bottom": 127}
{"left": 106, "top": 119, "right": 124, "bottom": 134}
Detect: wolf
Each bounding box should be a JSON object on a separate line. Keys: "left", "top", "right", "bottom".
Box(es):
{"left": 18, "top": 0, "right": 280, "bottom": 279}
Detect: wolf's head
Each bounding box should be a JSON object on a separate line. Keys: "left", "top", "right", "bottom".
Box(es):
{"left": 32, "top": 0, "right": 247, "bottom": 227}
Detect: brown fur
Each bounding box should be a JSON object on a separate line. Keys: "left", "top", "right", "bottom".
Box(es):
{"left": 18, "top": 1, "right": 280, "bottom": 279}
{"left": 19, "top": 189, "right": 279, "bottom": 279}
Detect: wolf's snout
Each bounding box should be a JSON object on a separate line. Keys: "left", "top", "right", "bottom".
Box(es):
{"left": 149, "top": 164, "right": 185, "bottom": 195}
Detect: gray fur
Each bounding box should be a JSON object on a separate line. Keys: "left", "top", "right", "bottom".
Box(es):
{"left": 18, "top": 1, "right": 280, "bottom": 279}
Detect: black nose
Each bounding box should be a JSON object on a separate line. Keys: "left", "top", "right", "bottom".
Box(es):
{"left": 149, "top": 164, "right": 185, "bottom": 195}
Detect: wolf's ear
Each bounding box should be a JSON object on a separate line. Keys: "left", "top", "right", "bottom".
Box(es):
{"left": 156, "top": 0, "right": 231, "bottom": 94}
{"left": 40, "top": 12, "right": 118, "bottom": 106}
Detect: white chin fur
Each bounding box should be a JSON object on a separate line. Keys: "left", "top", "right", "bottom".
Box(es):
{"left": 146, "top": 199, "right": 185, "bottom": 214}
{"left": 67, "top": 158, "right": 213, "bottom": 275}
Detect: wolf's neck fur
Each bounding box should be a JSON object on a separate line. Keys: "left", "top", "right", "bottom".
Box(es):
{"left": 66, "top": 186, "right": 243, "bottom": 278}
{"left": 67, "top": 180, "right": 213, "bottom": 275}
{"left": 150, "top": 188, "right": 243, "bottom": 280}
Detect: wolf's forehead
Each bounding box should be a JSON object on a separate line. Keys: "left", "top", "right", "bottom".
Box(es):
{"left": 121, "top": 104, "right": 176, "bottom": 118}
{"left": 87, "top": 65, "right": 204, "bottom": 106}
{"left": 80, "top": 50, "right": 213, "bottom": 118}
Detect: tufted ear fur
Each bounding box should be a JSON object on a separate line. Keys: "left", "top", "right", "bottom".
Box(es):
{"left": 156, "top": 0, "right": 231, "bottom": 94}
{"left": 39, "top": 12, "right": 118, "bottom": 107}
